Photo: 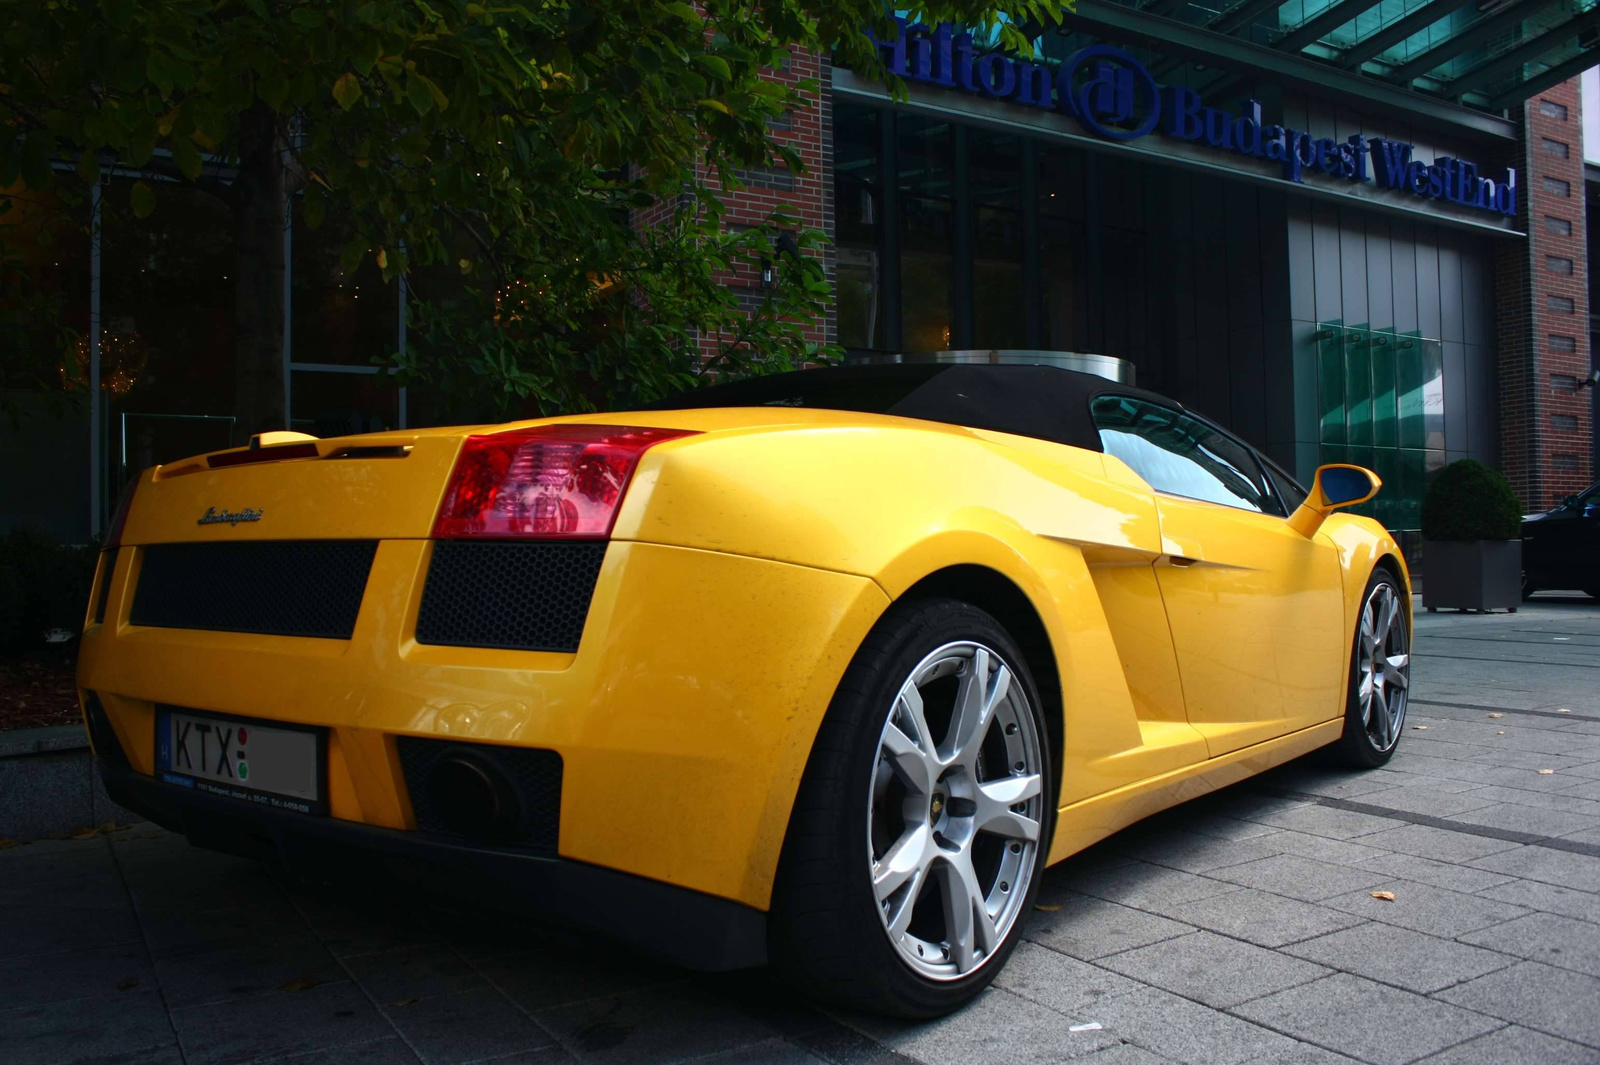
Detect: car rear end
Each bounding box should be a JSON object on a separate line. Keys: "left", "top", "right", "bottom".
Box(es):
{"left": 77, "top": 417, "right": 889, "bottom": 969}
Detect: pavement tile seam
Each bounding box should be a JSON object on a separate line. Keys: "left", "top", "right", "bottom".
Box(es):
{"left": 105, "top": 824, "right": 200, "bottom": 1065}
{"left": 255, "top": 1034, "right": 429, "bottom": 1064}
{"left": 1210, "top": 974, "right": 1396, "bottom": 1062}
{"left": 974, "top": 966, "right": 1304, "bottom": 1064}
{"left": 1254, "top": 787, "right": 1600, "bottom": 860}
{"left": 282, "top": 887, "right": 446, "bottom": 1065}
{"left": 1226, "top": 972, "right": 1511, "bottom": 1065}
{"left": 458, "top": 938, "right": 637, "bottom": 1060}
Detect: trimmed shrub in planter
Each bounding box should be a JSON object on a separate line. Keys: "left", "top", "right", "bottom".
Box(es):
{"left": 1420, "top": 460, "right": 1523, "bottom": 613}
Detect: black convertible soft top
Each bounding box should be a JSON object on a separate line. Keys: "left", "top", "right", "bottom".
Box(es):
{"left": 646, "top": 363, "right": 1178, "bottom": 453}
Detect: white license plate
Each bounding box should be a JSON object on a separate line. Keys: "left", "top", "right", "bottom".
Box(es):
{"left": 154, "top": 708, "right": 324, "bottom": 815}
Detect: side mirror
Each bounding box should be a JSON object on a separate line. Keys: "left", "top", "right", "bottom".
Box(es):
{"left": 1287, "top": 464, "right": 1382, "bottom": 537}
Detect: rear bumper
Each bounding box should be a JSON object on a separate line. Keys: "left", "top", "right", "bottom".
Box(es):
{"left": 99, "top": 757, "right": 768, "bottom": 971}
{"left": 79, "top": 539, "right": 890, "bottom": 908}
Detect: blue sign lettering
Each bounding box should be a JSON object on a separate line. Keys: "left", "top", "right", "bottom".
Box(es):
{"left": 867, "top": 19, "right": 1517, "bottom": 218}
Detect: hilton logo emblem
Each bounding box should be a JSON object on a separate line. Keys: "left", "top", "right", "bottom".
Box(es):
{"left": 868, "top": 19, "right": 1517, "bottom": 219}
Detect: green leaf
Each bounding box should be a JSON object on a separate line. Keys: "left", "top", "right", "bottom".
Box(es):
{"left": 405, "top": 73, "right": 433, "bottom": 115}
{"left": 75, "top": 150, "right": 100, "bottom": 187}
{"left": 302, "top": 192, "right": 326, "bottom": 231}
{"left": 414, "top": 72, "right": 449, "bottom": 111}
{"left": 290, "top": 7, "right": 323, "bottom": 28}
{"left": 699, "top": 99, "right": 732, "bottom": 115}
{"left": 696, "top": 55, "right": 732, "bottom": 81}
{"left": 129, "top": 181, "right": 155, "bottom": 219}
{"left": 332, "top": 72, "right": 363, "bottom": 110}
{"left": 170, "top": 135, "right": 202, "bottom": 180}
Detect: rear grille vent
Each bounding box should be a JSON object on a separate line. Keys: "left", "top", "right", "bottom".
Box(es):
{"left": 131, "top": 540, "right": 378, "bottom": 639}
{"left": 415, "top": 541, "right": 606, "bottom": 654}
{"left": 94, "top": 549, "right": 119, "bottom": 624}
{"left": 396, "top": 737, "right": 562, "bottom": 853}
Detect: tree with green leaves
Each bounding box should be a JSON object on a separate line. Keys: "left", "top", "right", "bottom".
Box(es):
{"left": 1, "top": 0, "right": 1066, "bottom": 435}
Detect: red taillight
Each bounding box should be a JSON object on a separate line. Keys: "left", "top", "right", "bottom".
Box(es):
{"left": 103, "top": 475, "right": 139, "bottom": 551}
{"left": 433, "top": 424, "right": 698, "bottom": 539}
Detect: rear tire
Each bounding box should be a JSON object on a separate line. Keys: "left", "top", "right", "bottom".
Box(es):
{"left": 1328, "top": 567, "right": 1411, "bottom": 769}
{"left": 768, "top": 598, "right": 1052, "bottom": 1019}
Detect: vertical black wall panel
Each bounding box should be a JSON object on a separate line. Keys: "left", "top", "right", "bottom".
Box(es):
{"left": 1390, "top": 219, "right": 1419, "bottom": 335}
{"left": 1365, "top": 217, "right": 1394, "bottom": 332}
{"left": 1338, "top": 210, "right": 1369, "bottom": 327}
{"left": 1312, "top": 203, "right": 1344, "bottom": 324}
{"left": 1439, "top": 235, "right": 1464, "bottom": 344}
{"left": 1225, "top": 182, "right": 1263, "bottom": 332}
{"left": 1287, "top": 198, "right": 1316, "bottom": 323}
{"left": 1259, "top": 190, "right": 1292, "bottom": 322}
{"left": 1229, "top": 328, "right": 1268, "bottom": 446}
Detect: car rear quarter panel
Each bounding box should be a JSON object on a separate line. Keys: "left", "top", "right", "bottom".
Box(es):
{"left": 617, "top": 424, "right": 1174, "bottom": 850}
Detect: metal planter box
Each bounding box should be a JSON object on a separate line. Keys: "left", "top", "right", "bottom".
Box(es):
{"left": 1422, "top": 540, "right": 1521, "bottom": 613}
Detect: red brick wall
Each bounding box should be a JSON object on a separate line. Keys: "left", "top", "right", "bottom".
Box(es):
{"left": 1498, "top": 77, "right": 1593, "bottom": 510}
{"left": 633, "top": 48, "right": 835, "bottom": 361}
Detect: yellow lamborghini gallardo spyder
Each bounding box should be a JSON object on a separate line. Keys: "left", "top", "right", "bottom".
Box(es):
{"left": 78, "top": 363, "right": 1411, "bottom": 1017}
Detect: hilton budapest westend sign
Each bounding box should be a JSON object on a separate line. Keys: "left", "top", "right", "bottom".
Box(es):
{"left": 870, "top": 19, "right": 1517, "bottom": 219}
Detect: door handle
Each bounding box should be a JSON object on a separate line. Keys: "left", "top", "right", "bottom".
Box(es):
{"left": 1162, "top": 535, "right": 1204, "bottom": 565}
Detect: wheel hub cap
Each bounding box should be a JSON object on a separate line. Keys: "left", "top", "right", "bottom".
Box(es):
{"left": 1358, "top": 582, "right": 1410, "bottom": 751}
{"left": 868, "top": 641, "right": 1044, "bottom": 981}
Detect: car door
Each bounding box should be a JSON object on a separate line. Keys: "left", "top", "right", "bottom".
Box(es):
{"left": 1090, "top": 396, "right": 1348, "bottom": 758}
{"left": 1530, "top": 484, "right": 1600, "bottom": 592}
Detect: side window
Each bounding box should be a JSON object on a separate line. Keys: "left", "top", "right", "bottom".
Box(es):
{"left": 1091, "top": 396, "right": 1277, "bottom": 515}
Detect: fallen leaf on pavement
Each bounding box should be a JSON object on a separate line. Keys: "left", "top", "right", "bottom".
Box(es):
{"left": 117, "top": 977, "right": 139, "bottom": 991}
{"left": 1370, "top": 891, "right": 1397, "bottom": 901}
{"left": 1537, "top": 769, "right": 1555, "bottom": 775}
{"left": 1069, "top": 1022, "right": 1103, "bottom": 1032}
{"left": 0, "top": 838, "right": 18, "bottom": 851}
{"left": 69, "top": 821, "right": 133, "bottom": 841}
{"left": 1497, "top": 731, "right": 1506, "bottom": 735}
{"left": 1557, "top": 708, "right": 1571, "bottom": 714}
{"left": 1412, "top": 725, "right": 1428, "bottom": 730}
{"left": 1487, "top": 713, "right": 1504, "bottom": 719}
{"left": 1034, "top": 903, "right": 1063, "bottom": 912}
{"left": 389, "top": 997, "right": 420, "bottom": 1009}
{"left": 279, "top": 976, "right": 321, "bottom": 993}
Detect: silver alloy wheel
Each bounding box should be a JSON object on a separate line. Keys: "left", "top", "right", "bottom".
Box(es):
{"left": 1358, "top": 581, "right": 1410, "bottom": 751}
{"left": 867, "top": 641, "right": 1044, "bottom": 981}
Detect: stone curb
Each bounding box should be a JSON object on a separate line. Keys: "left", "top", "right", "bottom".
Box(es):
{"left": 0, "top": 724, "right": 142, "bottom": 839}
{"left": 0, "top": 723, "right": 90, "bottom": 758}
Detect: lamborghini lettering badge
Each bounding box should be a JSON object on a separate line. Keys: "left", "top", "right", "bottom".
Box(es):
{"left": 197, "top": 507, "right": 264, "bottom": 526}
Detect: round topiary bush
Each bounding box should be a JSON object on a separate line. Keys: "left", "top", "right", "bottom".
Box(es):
{"left": 1420, "top": 459, "right": 1524, "bottom": 542}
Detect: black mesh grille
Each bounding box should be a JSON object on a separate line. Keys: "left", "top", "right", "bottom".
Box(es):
{"left": 84, "top": 692, "right": 129, "bottom": 770}
{"left": 415, "top": 541, "right": 606, "bottom": 653}
{"left": 396, "top": 736, "right": 562, "bottom": 853}
{"left": 94, "top": 549, "right": 118, "bottom": 624}
{"left": 131, "top": 541, "right": 377, "bottom": 639}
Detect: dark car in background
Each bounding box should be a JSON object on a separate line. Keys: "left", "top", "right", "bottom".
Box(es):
{"left": 1523, "top": 481, "right": 1600, "bottom": 600}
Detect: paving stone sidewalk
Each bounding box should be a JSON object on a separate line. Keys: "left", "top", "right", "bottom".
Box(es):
{"left": 5, "top": 598, "right": 1600, "bottom": 1065}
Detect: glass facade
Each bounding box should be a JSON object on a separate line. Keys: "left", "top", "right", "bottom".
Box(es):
{"left": 1315, "top": 324, "right": 1445, "bottom": 531}
{"left": 831, "top": 98, "right": 1495, "bottom": 538}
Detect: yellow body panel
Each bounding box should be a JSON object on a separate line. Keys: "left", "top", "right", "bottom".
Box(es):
{"left": 79, "top": 405, "right": 1410, "bottom": 910}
